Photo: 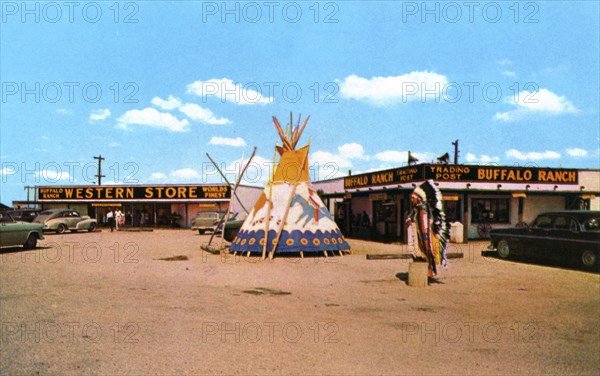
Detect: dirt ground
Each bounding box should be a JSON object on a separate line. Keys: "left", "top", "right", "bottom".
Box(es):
{"left": 1, "top": 229, "right": 598, "bottom": 375}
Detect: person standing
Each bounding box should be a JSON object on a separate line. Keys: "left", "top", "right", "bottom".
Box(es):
{"left": 107, "top": 208, "right": 115, "bottom": 232}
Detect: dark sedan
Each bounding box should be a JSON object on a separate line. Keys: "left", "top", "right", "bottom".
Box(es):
{"left": 490, "top": 211, "right": 600, "bottom": 271}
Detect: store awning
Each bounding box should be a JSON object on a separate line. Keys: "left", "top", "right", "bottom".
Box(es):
{"left": 92, "top": 203, "right": 122, "bottom": 207}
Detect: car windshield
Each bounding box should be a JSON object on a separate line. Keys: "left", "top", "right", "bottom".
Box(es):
{"left": 0, "top": 212, "right": 15, "bottom": 223}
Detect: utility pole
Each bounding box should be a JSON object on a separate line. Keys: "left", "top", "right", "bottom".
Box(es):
{"left": 452, "top": 140, "right": 459, "bottom": 164}
{"left": 23, "top": 186, "right": 34, "bottom": 207}
{"left": 93, "top": 155, "right": 105, "bottom": 185}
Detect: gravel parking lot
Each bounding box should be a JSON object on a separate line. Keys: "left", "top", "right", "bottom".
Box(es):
{"left": 1, "top": 229, "right": 599, "bottom": 375}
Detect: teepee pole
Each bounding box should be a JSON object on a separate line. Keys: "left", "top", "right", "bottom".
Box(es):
{"left": 219, "top": 148, "right": 256, "bottom": 250}
{"left": 268, "top": 145, "right": 310, "bottom": 260}
{"left": 262, "top": 144, "right": 279, "bottom": 260}
{"left": 205, "top": 152, "right": 252, "bottom": 215}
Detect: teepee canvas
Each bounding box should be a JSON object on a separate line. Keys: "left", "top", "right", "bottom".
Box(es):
{"left": 229, "top": 114, "right": 350, "bottom": 258}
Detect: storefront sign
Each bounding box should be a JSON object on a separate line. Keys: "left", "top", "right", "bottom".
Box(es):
{"left": 344, "top": 166, "right": 423, "bottom": 189}
{"left": 38, "top": 185, "right": 231, "bottom": 201}
{"left": 427, "top": 165, "right": 578, "bottom": 184}
{"left": 369, "top": 193, "right": 387, "bottom": 201}
{"left": 344, "top": 164, "right": 578, "bottom": 189}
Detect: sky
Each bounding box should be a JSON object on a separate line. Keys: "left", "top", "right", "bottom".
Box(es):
{"left": 1, "top": 1, "right": 599, "bottom": 203}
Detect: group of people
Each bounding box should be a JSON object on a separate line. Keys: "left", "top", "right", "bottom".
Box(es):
{"left": 106, "top": 209, "right": 125, "bottom": 232}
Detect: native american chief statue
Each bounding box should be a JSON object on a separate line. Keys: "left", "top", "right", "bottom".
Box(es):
{"left": 407, "top": 180, "right": 450, "bottom": 277}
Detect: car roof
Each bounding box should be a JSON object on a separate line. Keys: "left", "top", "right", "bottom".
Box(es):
{"left": 539, "top": 211, "right": 599, "bottom": 219}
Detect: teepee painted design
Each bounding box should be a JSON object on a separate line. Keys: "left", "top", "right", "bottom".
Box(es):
{"left": 229, "top": 114, "right": 350, "bottom": 258}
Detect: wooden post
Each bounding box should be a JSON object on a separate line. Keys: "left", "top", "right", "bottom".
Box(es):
{"left": 408, "top": 261, "right": 428, "bottom": 287}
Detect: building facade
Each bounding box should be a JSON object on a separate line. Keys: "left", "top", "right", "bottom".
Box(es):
{"left": 29, "top": 184, "right": 262, "bottom": 228}
{"left": 314, "top": 164, "right": 600, "bottom": 242}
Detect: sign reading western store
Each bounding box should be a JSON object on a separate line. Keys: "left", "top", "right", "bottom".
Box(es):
{"left": 344, "top": 164, "right": 578, "bottom": 189}
{"left": 38, "top": 185, "right": 231, "bottom": 201}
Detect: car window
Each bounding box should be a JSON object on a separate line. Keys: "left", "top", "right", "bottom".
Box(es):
{"left": 71, "top": 211, "right": 80, "bottom": 217}
{"left": 583, "top": 218, "right": 600, "bottom": 232}
{"left": 554, "top": 217, "right": 572, "bottom": 230}
{"left": 533, "top": 215, "right": 553, "bottom": 229}
{"left": 0, "top": 213, "right": 14, "bottom": 223}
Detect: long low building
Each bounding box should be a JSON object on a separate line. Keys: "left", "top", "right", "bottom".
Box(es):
{"left": 27, "top": 184, "right": 262, "bottom": 228}
{"left": 314, "top": 163, "right": 600, "bottom": 241}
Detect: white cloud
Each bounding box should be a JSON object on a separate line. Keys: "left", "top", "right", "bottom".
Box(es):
{"left": 337, "top": 143, "right": 366, "bottom": 159}
{"left": 566, "top": 148, "right": 588, "bottom": 157}
{"left": 55, "top": 108, "right": 73, "bottom": 115}
{"left": 374, "top": 150, "right": 407, "bottom": 163}
{"left": 465, "top": 153, "right": 500, "bottom": 164}
{"left": 89, "top": 108, "right": 111, "bottom": 122}
{"left": 498, "top": 59, "right": 513, "bottom": 66}
{"left": 187, "top": 78, "right": 274, "bottom": 105}
{"left": 501, "top": 70, "right": 516, "bottom": 78}
{"left": 226, "top": 155, "right": 274, "bottom": 185}
{"left": 170, "top": 168, "right": 202, "bottom": 180}
{"left": 311, "top": 150, "right": 352, "bottom": 169}
{"left": 494, "top": 88, "right": 578, "bottom": 122}
{"left": 151, "top": 95, "right": 182, "bottom": 110}
{"left": 179, "top": 103, "right": 231, "bottom": 125}
{"left": 150, "top": 172, "right": 167, "bottom": 180}
{"left": 209, "top": 136, "right": 246, "bottom": 147}
{"left": 338, "top": 71, "right": 449, "bottom": 106}
{"left": 506, "top": 149, "right": 561, "bottom": 160}
{"left": 108, "top": 142, "right": 121, "bottom": 148}
{"left": 117, "top": 107, "right": 190, "bottom": 132}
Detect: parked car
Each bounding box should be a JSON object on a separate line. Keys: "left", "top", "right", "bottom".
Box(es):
{"left": 33, "top": 209, "right": 97, "bottom": 234}
{"left": 490, "top": 211, "right": 600, "bottom": 270}
{"left": 0, "top": 211, "right": 45, "bottom": 248}
{"left": 223, "top": 219, "right": 244, "bottom": 242}
{"left": 191, "top": 211, "right": 239, "bottom": 235}
{"left": 8, "top": 208, "right": 41, "bottom": 223}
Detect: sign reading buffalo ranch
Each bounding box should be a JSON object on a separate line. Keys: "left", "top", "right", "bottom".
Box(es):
{"left": 429, "top": 165, "right": 578, "bottom": 184}
{"left": 38, "top": 185, "right": 231, "bottom": 201}
{"left": 344, "top": 164, "right": 578, "bottom": 189}
{"left": 344, "top": 167, "right": 423, "bottom": 189}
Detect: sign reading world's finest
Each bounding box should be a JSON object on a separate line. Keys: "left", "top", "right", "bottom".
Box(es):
{"left": 38, "top": 185, "right": 231, "bottom": 201}
{"left": 344, "top": 164, "right": 579, "bottom": 189}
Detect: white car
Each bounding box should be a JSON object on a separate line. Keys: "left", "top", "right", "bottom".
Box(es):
{"left": 34, "top": 209, "right": 97, "bottom": 234}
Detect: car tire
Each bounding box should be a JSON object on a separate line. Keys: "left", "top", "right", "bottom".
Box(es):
{"left": 580, "top": 250, "right": 597, "bottom": 270}
{"left": 224, "top": 228, "right": 238, "bottom": 242}
{"left": 23, "top": 234, "right": 37, "bottom": 249}
{"left": 198, "top": 229, "right": 205, "bottom": 235}
{"left": 497, "top": 240, "right": 511, "bottom": 259}
{"left": 56, "top": 224, "right": 67, "bottom": 234}
{"left": 88, "top": 223, "right": 97, "bottom": 232}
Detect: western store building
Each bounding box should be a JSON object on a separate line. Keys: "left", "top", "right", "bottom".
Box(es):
{"left": 33, "top": 184, "right": 262, "bottom": 228}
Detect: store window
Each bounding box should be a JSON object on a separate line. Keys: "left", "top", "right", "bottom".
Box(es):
{"left": 471, "top": 198, "right": 510, "bottom": 223}
{"left": 443, "top": 200, "right": 461, "bottom": 222}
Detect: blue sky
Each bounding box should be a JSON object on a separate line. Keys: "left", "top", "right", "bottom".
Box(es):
{"left": 1, "top": 1, "right": 599, "bottom": 203}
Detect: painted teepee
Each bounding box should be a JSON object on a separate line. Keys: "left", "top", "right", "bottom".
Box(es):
{"left": 229, "top": 114, "right": 350, "bottom": 258}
